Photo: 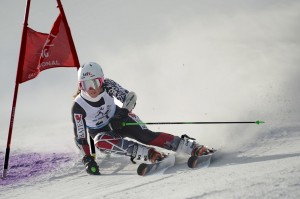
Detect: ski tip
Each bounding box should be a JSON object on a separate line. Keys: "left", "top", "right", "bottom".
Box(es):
{"left": 137, "top": 163, "right": 148, "bottom": 176}
{"left": 187, "top": 156, "right": 198, "bottom": 168}
{"left": 255, "top": 120, "right": 265, "bottom": 125}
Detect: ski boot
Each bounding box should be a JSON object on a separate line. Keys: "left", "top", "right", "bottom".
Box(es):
{"left": 131, "top": 144, "right": 164, "bottom": 164}
{"left": 176, "top": 134, "right": 215, "bottom": 168}
{"left": 176, "top": 134, "right": 212, "bottom": 157}
{"left": 134, "top": 145, "right": 173, "bottom": 176}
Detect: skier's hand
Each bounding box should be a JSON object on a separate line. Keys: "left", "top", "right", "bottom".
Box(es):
{"left": 82, "top": 155, "right": 100, "bottom": 175}
{"left": 113, "top": 108, "right": 129, "bottom": 120}
{"left": 109, "top": 108, "right": 129, "bottom": 130}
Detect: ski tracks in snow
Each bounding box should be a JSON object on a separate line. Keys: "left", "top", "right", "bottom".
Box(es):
{"left": 1, "top": 124, "right": 300, "bottom": 199}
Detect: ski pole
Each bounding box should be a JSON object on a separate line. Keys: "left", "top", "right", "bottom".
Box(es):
{"left": 123, "top": 120, "right": 265, "bottom": 126}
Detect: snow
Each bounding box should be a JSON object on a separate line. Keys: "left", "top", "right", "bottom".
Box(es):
{"left": 1, "top": 124, "right": 300, "bottom": 199}
{"left": 1, "top": 0, "right": 300, "bottom": 198}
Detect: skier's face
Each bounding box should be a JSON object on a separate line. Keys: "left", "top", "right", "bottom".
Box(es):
{"left": 86, "top": 86, "right": 102, "bottom": 98}
{"left": 79, "top": 78, "right": 104, "bottom": 98}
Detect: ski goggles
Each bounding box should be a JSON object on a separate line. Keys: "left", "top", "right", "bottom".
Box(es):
{"left": 79, "top": 78, "right": 104, "bottom": 91}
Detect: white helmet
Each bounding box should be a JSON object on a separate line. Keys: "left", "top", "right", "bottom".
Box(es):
{"left": 78, "top": 62, "right": 104, "bottom": 91}
{"left": 78, "top": 62, "right": 104, "bottom": 81}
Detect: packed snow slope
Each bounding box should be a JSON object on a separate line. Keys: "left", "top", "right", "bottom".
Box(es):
{"left": 1, "top": 0, "right": 300, "bottom": 198}
{"left": 0, "top": 123, "right": 300, "bottom": 199}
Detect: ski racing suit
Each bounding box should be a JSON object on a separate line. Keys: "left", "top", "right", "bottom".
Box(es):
{"left": 72, "top": 78, "right": 183, "bottom": 163}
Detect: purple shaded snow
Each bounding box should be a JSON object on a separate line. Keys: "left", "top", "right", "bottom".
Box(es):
{"left": 0, "top": 152, "right": 74, "bottom": 186}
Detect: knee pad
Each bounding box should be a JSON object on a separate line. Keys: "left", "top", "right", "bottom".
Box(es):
{"left": 94, "top": 133, "right": 121, "bottom": 151}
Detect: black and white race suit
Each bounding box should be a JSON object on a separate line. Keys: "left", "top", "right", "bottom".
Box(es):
{"left": 72, "top": 78, "right": 181, "bottom": 158}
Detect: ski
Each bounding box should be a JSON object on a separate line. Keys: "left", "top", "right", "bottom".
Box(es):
{"left": 136, "top": 149, "right": 217, "bottom": 176}
{"left": 187, "top": 149, "right": 217, "bottom": 168}
{"left": 137, "top": 154, "right": 176, "bottom": 176}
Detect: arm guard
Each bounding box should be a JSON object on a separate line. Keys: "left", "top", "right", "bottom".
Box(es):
{"left": 122, "top": 91, "right": 137, "bottom": 112}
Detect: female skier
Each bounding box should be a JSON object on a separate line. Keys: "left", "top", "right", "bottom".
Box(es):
{"left": 72, "top": 62, "right": 209, "bottom": 175}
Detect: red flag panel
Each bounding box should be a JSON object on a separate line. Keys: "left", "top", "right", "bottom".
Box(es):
{"left": 39, "top": 14, "right": 78, "bottom": 71}
{"left": 19, "top": 14, "right": 79, "bottom": 83}
{"left": 20, "top": 28, "right": 48, "bottom": 83}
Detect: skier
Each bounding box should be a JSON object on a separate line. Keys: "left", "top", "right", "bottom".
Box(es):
{"left": 72, "top": 62, "right": 209, "bottom": 175}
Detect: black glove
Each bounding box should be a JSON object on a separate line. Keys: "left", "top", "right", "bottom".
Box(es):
{"left": 109, "top": 108, "right": 129, "bottom": 130}
{"left": 82, "top": 155, "right": 100, "bottom": 175}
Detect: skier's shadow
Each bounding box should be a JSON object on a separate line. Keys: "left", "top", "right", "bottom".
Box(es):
{"left": 97, "top": 155, "right": 136, "bottom": 176}
{"left": 164, "top": 151, "right": 300, "bottom": 174}
{"left": 210, "top": 151, "right": 300, "bottom": 167}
